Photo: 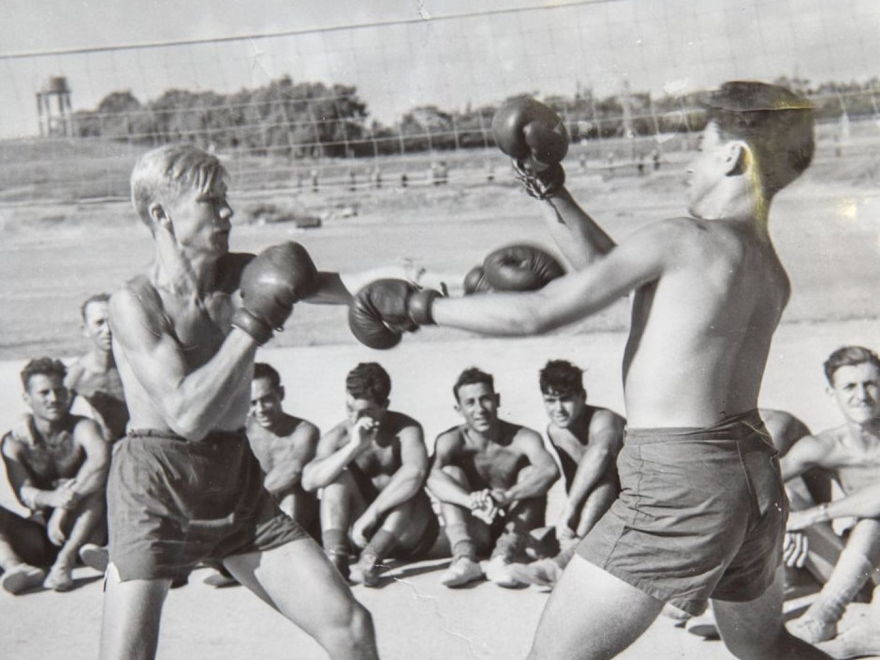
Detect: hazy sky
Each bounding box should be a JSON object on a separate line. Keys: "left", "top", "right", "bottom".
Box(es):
{"left": 2, "top": 0, "right": 879, "bottom": 138}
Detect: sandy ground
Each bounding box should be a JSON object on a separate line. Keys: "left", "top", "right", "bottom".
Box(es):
{"left": 1, "top": 320, "right": 879, "bottom": 659}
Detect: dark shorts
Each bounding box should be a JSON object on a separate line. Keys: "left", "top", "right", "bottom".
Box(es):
{"left": 108, "top": 429, "right": 308, "bottom": 581}
{"left": 0, "top": 507, "right": 58, "bottom": 568}
{"left": 577, "top": 410, "right": 787, "bottom": 616}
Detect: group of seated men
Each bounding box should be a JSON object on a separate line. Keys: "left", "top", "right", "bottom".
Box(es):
{"left": 0, "top": 292, "right": 879, "bottom": 647}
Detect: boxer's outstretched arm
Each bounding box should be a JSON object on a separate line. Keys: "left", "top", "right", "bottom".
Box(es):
{"left": 110, "top": 287, "right": 257, "bottom": 440}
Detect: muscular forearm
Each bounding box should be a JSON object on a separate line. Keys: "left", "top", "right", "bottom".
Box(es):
{"left": 264, "top": 461, "right": 304, "bottom": 495}
{"left": 301, "top": 445, "right": 361, "bottom": 491}
{"left": 504, "top": 465, "right": 558, "bottom": 503}
{"left": 542, "top": 188, "right": 616, "bottom": 269}
{"left": 366, "top": 466, "right": 426, "bottom": 517}
{"left": 427, "top": 471, "right": 471, "bottom": 508}
{"left": 565, "top": 450, "right": 612, "bottom": 514}
{"left": 19, "top": 485, "right": 55, "bottom": 509}
{"left": 810, "top": 485, "right": 880, "bottom": 522}
{"left": 69, "top": 466, "right": 106, "bottom": 498}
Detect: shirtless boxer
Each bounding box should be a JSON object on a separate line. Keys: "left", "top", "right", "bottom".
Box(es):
{"left": 101, "top": 144, "right": 376, "bottom": 660}
{"left": 65, "top": 293, "right": 129, "bottom": 442}
{"left": 510, "top": 359, "right": 624, "bottom": 588}
{"left": 427, "top": 367, "right": 559, "bottom": 588}
{"left": 348, "top": 82, "right": 828, "bottom": 657}
{"left": 302, "top": 362, "right": 436, "bottom": 587}
{"left": 0, "top": 358, "right": 109, "bottom": 593}
{"left": 247, "top": 362, "right": 320, "bottom": 535}
{"left": 782, "top": 346, "right": 880, "bottom": 644}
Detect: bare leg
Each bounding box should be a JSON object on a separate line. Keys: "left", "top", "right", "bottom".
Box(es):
{"left": 528, "top": 554, "right": 664, "bottom": 659}
{"left": 55, "top": 491, "right": 106, "bottom": 569}
{"left": 375, "top": 493, "right": 434, "bottom": 553}
{"left": 321, "top": 470, "right": 367, "bottom": 575}
{"left": 0, "top": 506, "right": 54, "bottom": 594}
{"left": 224, "top": 538, "right": 378, "bottom": 660}
{"left": 713, "top": 567, "right": 831, "bottom": 659}
{"left": 99, "top": 563, "right": 172, "bottom": 660}
{"left": 437, "top": 466, "right": 490, "bottom": 587}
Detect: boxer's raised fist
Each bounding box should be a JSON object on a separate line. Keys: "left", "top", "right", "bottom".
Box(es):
{"left": 483, "top": 244, "right": 564, "bottom": 292}
{"left": 492, "top": 97, "right": 569, "bottom": 167}
{"left": 232, "top": 242, "right": 319, "bottom": 344}
{"left": 348, "top": 279, "right": 441, "bottom": 349}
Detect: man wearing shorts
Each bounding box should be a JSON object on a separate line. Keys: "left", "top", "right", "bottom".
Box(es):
{"left": 65, "top": 292, "right": 129, "bottom": 443}
{"left": 783, "top": 346, "right": 880, "bottom": 643}
{"left": 511, "top": 359, "right": 624, "bottom": 588}
{"left": 349, "top": 82, "right": 828, "bottom": 657}
{"left": 427, "top": 367, "right": 559, "bottom": 588}
{"left": 0, "top": 358, "right": 109, "bottom": 593}
{"left": 102, "top": 143, "right": 377, "bottom": 659}
{"left": 302, "top": 362, "right": 436, "bottom": 587}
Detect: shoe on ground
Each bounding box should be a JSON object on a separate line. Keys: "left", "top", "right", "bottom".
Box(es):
{"left": 787, "top": 613, "right": 837, "bottom": 643}
{"left": 350, "top": 558, "right": 382, "bottom": 588}
{"left": 43, "top": 564, "right": 75, "bottom": 592}
{"left": 204, "top": 571, "right": 239, "bottom": 588}
{"left": 440, "top": 557, "right": 483, "bottom": 588}
{"left": 484, "top": 555, "right": 528, "bottom": 589}
{"left": 507, "top": 558, "right": 564, "bottom": 589}
{"left": 685, "top": 611, "right": 720, "bottom": 639}
{"left": 79, "top": 543, "right": 109, "bottom": 573}
{"left": 1, "top": 564, "right": 46, "bottom": 595}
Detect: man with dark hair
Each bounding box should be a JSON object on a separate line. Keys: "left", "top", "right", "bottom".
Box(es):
{"left": 348, "top": 81, "right": 827, "bottom": 657}
{"left": 302, "top": 362, "right": 436, "bottom": 587}
{"left": 510, "top": 359, "right": 624, "bottom": 587}
{"left": 782, "top": 346, "right": 880, "bottom": 644}
{"left": 247, "top": 362, "right": 320, "bottom": 534}
{"left": 65, "top": 292, "right": 129, "bottom": 443}
{"left": 427, "top": 367, "right": 559, "bottom": 588}
{"left": 0, "top": 358, "right": 109, "bottom": 593}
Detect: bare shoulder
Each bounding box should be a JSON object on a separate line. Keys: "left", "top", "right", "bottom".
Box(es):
{"left": 71, "top": 415, "right": 105, "bottom": 445}
{"left": 109, "top": 276, "right": 169, "bottom": 343}
{"left": 591, "top": 406, "right": 625, "bottom": 428}
{"left": 509, "top": 422, "right": 543, "bottom": 447}
{"left": 434, "top": 426, "right": 465, "bottom": 452}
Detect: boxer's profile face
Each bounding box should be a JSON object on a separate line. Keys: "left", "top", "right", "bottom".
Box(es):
{"left": 24, "top": 373, "right": 69, "bottom": 424}
{"left": 83, "top": 300, "right": 112, "bottom": 352}
{"left": 455, "top": 382, "right": 499, "bottom": 434}
{"left": 542, "top": 389, "right": 586, "bottom": 430}
{"left": 250, "top": 376, "right": 284, "bottom": 428}
{"left": 828, "top": 362, "right": 880, "bottom": 425}
{"left": 165, "top": 177, "right": 232, "bottom": 256}
{"left": 686, "top": 122, "right": 730, "bottom": 218}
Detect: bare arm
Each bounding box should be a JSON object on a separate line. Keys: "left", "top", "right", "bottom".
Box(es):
{"left": 779, "top": 435, "right": 834, "bottom": 482}
{"left": 262, "top": 421, "right": 319, "bottom": 496}
{"left": 541, "top": 187, "right": 616, "bottom": 269}
{"left": 67, "top": 418, "right": 110, "bottom": 497}
{"left": 789, "top": 483, "right": 880, "bottom": 530}
{"left": 426, "top": 434, "right": 471, "bottom": 507}
{"left": 2, "top": 434, "right": 73, "bottom": 510}
{"left": 301, "top": 420, "right": 370, "bottom": 491}
{"left": 559, "top": 412, "right": 624, "bottom": 528}
{"left": 494, "top": 430, "right": 559, "bottom": 505}
{"left": 360, "top": 423, "right": 429, "bottom": 520}
{"left": 431, "top": 219, "right": 672, "bottom": 336}
{"left": 110, "top": 287, "right": 257, "bottom": 440}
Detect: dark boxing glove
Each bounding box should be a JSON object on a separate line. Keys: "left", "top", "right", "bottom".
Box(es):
{"left": 463, "top": 265, "right": 494, "bottom": 295}
{"left": 348, "top": 279, "right": 441, "bottom": 350}
{"left": 232, "top": 242, "right": 319, "bottom": 344}
{"left": 482, "top": 244, "right": 564, "bottom": 292}
{"left": 492, "top": 97, "right": 569, "bottom": 199}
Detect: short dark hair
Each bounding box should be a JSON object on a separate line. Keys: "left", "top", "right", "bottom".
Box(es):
{"left": 80, "top": 292, "right": 111, "bottom": 322}
{"left": 453, "top": 367, "right": 494, "bottom": 402}
{"left": 20, "top": 357, "right": 67, "bottom": 390}
{"left": 253, "top": 362, "right": 282, "bottom": 390}
{"left": 346, "top": 362, "right": 391, "bottom": 404}
{"left": 702, "top": 81, "right": 814, "bottom": 197}
{"left": 539, "top": 360, "right": 585, "bottom": 397}
{"left": 823, "top": 346, "right": 880, "bottom": 385}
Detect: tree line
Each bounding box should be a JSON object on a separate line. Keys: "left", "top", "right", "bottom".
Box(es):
{"left": 71, "top": 75, "right": 880, "bottom": 158}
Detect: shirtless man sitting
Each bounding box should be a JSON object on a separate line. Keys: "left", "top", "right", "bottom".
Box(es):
{"left": 427, "top": 367, "right": 559, "bottom": 588}
{"left": 0, "top": 358, "right": 109, "bottom": 593}
{"left": 65, "top": 293, "right": 129, "bottom": 443}
{"left": 783, "top": 346, "right": 880, "bottom": 644}
{"left": 247, "top": 362, "right": 320, "bottom": 537}
{"left": 347, "top": 83, "right": 828, "bottom": 657}
{"left": 302, "top": 362, "right": 436, "bottom": 587}
{"left": 101, "top": 143, "right": 377, "bottom": 659}
{"left": 512, "top": 359, "right": 624, "bottom": 587}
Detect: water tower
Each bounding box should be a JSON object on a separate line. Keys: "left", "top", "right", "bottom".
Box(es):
{"left": 37, "top": 76, "right": 73, "bottom": 137}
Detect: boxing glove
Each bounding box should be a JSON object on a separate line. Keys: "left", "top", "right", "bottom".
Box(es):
{"left": 348, "top": 279, "right": 441, "bottom": 350}
{"left": 492, "top": 97, "right": 569, "bottom": 167}
{"left": 232, "top": 242, "right": 319, "bottom": 344}
{"left": 463, "top": 265, "right": 493, "bottom": 295}
{"left": 483, "top": 244, "right": 564, "bottom": 292}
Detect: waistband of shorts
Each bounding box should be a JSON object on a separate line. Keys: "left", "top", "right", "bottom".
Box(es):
{"left": 624, "top": 409, "right": 768, "bottom": 444}
{"left": 127, "top": 428, "right": 246, "bottom": 442}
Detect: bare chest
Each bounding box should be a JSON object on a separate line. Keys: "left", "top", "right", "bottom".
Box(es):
{"left": 22, "top": 433, "right": 84, "bottom": 485}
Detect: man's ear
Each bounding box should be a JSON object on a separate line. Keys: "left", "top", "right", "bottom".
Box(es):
{"left": 724, "top": 141, "right": 751, "bottom": 177}
{"left": 495, "top": 393, "right": 501, "bottom": 408}
{"left": 277, "top": 386, "right": 285, "bottom": 401}
{"left": 454, "top": 403, "right": 462, "bottom": 417}
{"left": 149, "top": 201, "right": 173, "bottom": 234}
